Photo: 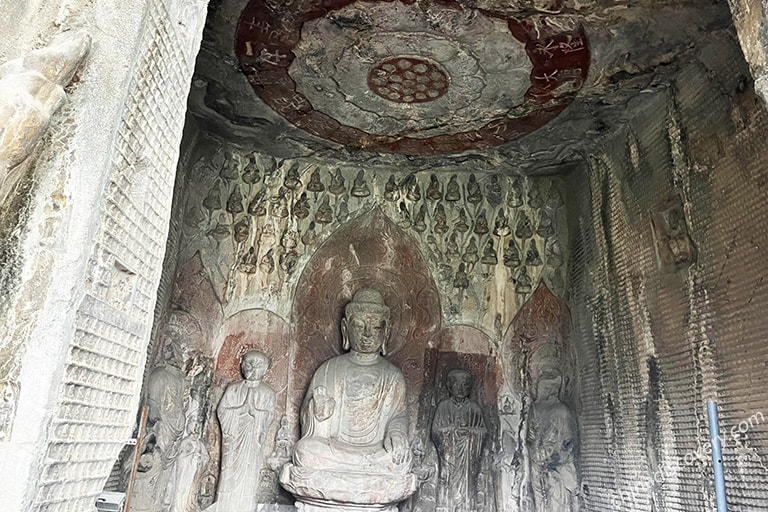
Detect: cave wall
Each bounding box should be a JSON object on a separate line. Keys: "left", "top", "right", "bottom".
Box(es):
{"left": 568, "top": 32, "right": 768, "bottom": 512}
{"left": 136, "top": 134, "right": 578, "bottom": 511}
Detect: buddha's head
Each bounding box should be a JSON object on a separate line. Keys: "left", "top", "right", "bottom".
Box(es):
{"left": 240, "top": 350, "right": 270, "bottom": 382}
{"left": 446, "top": 369, "right": 473, "bottom": 401}
{"left": 341, "top": 288, "right": 391, "bottom": 355}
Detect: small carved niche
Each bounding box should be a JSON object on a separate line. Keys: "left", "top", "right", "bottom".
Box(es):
{"left": 650, "top": 196, "right": 697, "bottom": 272}
{"left": 106, "top": 260, "right": 137, "bottom": 310}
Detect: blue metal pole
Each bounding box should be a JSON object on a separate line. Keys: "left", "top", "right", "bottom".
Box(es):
{"left": 707, "top": 400, "right": 728, "bottom": 512}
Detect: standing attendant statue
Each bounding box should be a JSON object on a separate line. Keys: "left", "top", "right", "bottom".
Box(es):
{"left": 527, "top": 367, "right": 578, "bottom": 512}
{"left": 213, "top": 350, "right": 276, "bottom": 512}
{"left": 144, "top": 342, "right": 186, "bottom": 510}
{"left": 432, "top": 369, "right": 487, "bottom": 512}
{"left": 280, "top": 288, "right": 417, "bottom": 511}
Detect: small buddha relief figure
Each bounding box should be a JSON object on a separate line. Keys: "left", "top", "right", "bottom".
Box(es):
{"left": 281, "top": 228, "right": 298, "bottom": 250}
{"left": 545, "top": 237, "right": 564, "bottom": 266}
{"left": 455, "top": 208, "right": 470, "bottom": 233}
{"left": 203, "top": 185, "right": 222, "bottom": 213}
{"left": 259, "top": 155, "right": 277, "bottom": 180}
{"left": 527, "top": 186, "right": 543, "bottom": 208}
{"left": 426, "top": 174, "right": 443, "bottom": 200}
{"left": 413, "top": 204, "right": 427, "bottom": 233}
{"left": 260, "top": 248, "right": 275, "bottom": 274}
{"left": 481, "top": 239, "right": 498, "bottom": 266}
{"left": 462, "top": 237, "right": 479, "bottom": 266}
{"left": 238, "top": 247, "right": 258, "bottom": 274}
{"left": 0, "top": 380, "right": 19, "bottom": 442}
{"left": 273, "top": 189, "right": 290, "bottom": 218}
{"left": 293, "top": 192, "right": 310, "bottom": 219}
{"left": 454, "top": 263, "right": 470, "bottom": 289}
{"left": 485, "top": 174, "right": 503, "bottom": 207}
{"left": 445, "top": 175, "right": 461, "bottom": 201}
{"left": 280, "top": 289, "right": 417, "bottom": 511}
{"left": 651, "top": 198, "right": 697, "bottom": 269}
{"left": 337, "top": 196, "right": 350, "bottom": 222}
{"left": 525, "top": 239, "right": 542, "bottom": 266}
{"left": 432, "top": 369, "right": 487, "bottom": 512}
{"left": 434, "top": 204, "right": 449, "bottom": 234}
{"left": 446, "top": 233, "right": 461, "bottom": 261}
{"left": 493, "top": 209, "right": 510, "bottom": 237}
{"left": 280, "top": 250, "right": 299, "bottom": 275}
{"left": 301, "top": 221, "right": 317, "bottom": 247}
{"left": 507, "top": 178, "right": 523, "bottom": 208}
{"left": 503, "top": 240, "right": 521, "bottom": 269}
{"left": 212, "top": 351, "right": 276, "bottom": 512}
{"left": 427, "top": 235, "right": 443, "bottom": 264}
{"left": 398, "top": 201, "right": 412, "bottom": 229}
{"left": 384, "top": 175, "right": 399, "bottom": 201}
{"left": 226, "top": 186, "right": 244, "bottom": 215}
{"left": 473, "top": 209, "right": 489, "bottom": 235}
{"left": 306, "top": 168, "right": 325, "bottom": 193}
{"left": 536, "top": 210, "right": 555, "bottom": 238}
{"left": 284, "top": 163, "right": 302, "bottom": 190}
{"left": 219, "top": 160, "right": 239, "bottom": 181}
{"left": 351, "top": 170, "right": 371, "bottom": 197}
{"left": 314, "top": 196, "right": 334, "bottom": 224}
{"left": 329, "top": 168, "right": 347, "bottom": 195}
{"left": 466, "top": 174, "right": 483, "bottom": 205}
{"left": 272, "top": 416, "right": 294, "bottom": 460}
{"left": 399, "top": 173, "right": 421, "bottom": 202}
{"left": 515, "top": 266, "right": 532, "bottom": 293}
{"left": 546, "top": 185, "right": 563, "bottom": 209}
{"left": 241, "top": 156, "right": 261, "bottom": 185}
{"left": 515, "top": 212, "right": 533, "bottom": 240}
{"left": 233, "top": 219, "right": 249, "bottom": 244}
{"left": 247, "top": 189, "right": 267, "bottom": 217}
{"left": 258, "top": 223, "right": 276, "bottom": 249}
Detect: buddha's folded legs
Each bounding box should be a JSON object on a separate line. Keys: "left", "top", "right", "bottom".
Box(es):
{"left": 293, "top": 437, "right": 411, "bottom": 474}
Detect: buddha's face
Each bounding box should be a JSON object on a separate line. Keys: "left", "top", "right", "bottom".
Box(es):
{"left": 345, "top": 312, "right": 389, "bottom": 354}
{"left": 447, "top": 372, "right": 472, "bottom": 400}
{"left": 241, "top": 352, "right": 269, "bottom": 381}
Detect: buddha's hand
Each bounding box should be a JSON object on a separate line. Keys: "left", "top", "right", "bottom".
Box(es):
{"left": 312, "top": 393, "right": 335, "bottom": 421}
{"left": 384, "top": 430, "right": 409, "bottom": 465}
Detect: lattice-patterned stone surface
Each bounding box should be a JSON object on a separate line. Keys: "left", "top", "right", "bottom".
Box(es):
{"left": 30, "top": 0, "right": 207, "bottom": 509}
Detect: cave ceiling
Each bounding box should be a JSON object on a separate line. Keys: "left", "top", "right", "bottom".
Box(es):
{"left": 190, "top": 0, "right": 735, "bottom": 175}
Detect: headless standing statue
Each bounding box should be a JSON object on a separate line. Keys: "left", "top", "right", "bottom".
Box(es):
{"left": 280, "top": 288, "right": 417, "bottom": 511}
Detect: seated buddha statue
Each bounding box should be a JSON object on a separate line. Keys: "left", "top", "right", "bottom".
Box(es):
{"left": 280, "top": 289, "right": 417, "bottom": 511}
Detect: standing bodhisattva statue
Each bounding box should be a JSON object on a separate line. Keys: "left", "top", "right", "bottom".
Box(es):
{"left": 280, "top": 288, "right": 417, "bottom": 511}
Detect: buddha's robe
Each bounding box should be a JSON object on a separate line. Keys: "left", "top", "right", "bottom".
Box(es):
{"left": 293, "top": 353, "right": 411, "bottom": 473}
{"left": 216, "top": 380, "right": 275, "bottom": 512}
{"left": 431, "top": 398, "right": 487, "bottom": 512}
